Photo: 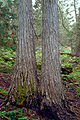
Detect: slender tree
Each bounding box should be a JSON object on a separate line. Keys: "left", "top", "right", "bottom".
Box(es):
{"left": 41, "top": 0, "right": 75, "bottom": 119}
{"left": 9, "top": 0, "right": 38, "bottom": 105}
{"left": 75, "top": 8, "right": 80, "bottom": 56}
{"left": 72, "top": 0, "right": 80, "bottom": 56}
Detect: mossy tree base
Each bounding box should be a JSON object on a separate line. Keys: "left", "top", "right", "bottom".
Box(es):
{"left": 9, "top": 71, "right": 38, "bottom": 106}
{"left": 9, "top": 0, "right": 38, "bottom": 107}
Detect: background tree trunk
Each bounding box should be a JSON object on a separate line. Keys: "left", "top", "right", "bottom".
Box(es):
{"left": 72, "top": 1, "right": 80, "bottom": 56}
{"left": 75, "top": 8, "right": 80, "bottom": 56}
{"left": 41, "top": 0, "right": 75, "bottom": 119}
{"left": 71, "top": 0, "right": 77, "bottom": 55}
{"left": 10, "top": 0, "right": 38, "bottom": 105}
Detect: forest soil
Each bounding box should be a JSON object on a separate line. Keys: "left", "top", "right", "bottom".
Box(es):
{"left": 0, "top": 73, "right": 80, "bottom": 120}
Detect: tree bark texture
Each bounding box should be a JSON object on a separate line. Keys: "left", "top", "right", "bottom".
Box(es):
{"left": 10, "top": 0, "right": 38, "bottom": 105}
{"left": 41, "top": 0, "right": 64, "bottom": 106}
{"left": 41, "top": 0, "right": 76, "bottom": 119}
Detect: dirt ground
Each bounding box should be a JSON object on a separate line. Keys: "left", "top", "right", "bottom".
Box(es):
{"left": 0, "top": 73, "right": 80, "bottom": 120}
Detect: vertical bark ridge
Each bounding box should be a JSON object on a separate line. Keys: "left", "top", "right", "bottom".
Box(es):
{"left": 10, "top": 0, "right": 38, "bottom": 104}
{"left": 41, "top": 1, "right": 76, "bottom": 119}
{"left": 42, "top": 0, "right": 64, "bottom": 106}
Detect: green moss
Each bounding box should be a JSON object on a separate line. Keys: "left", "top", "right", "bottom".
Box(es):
{"left": 13, "top": 75, "right": 26, "bottom": 105}
{"left": 13, "top": 73, "right": 37, "bottom": 105}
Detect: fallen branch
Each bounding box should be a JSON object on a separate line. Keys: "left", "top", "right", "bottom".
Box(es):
{"left": 60, "top": 53, "right": 78, "bottom": 57}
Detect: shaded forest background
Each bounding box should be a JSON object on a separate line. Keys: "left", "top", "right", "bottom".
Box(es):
{"left": 0, "top": 0, "right": 80, "bottom": 72}
{"left": 0, "top": 0, "right": 80, "bottom": 120}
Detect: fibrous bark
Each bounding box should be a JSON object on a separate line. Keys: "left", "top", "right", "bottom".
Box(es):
{"left": 41, "top": 0, "right": 64, "bottom": 107}
{"left": 10, "top": 0, "right": 38, "bottom": 105}
{"left": 41, "top": 0, "right": 76, "bottom": 119}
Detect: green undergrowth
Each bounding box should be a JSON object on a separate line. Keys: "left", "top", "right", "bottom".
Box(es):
{"left": 0, "top": 89, "right": 8, "bottom": 94}
{"left": 61, "top": 54, "right": 80, "bottom": 79}
{"left": 70, "top": 81, "right": 80, "bottom": 95}
{"left": 0, "top": 47, "right": 80, "bottom": 95}
{"left": 61, "top": 54, "right": 80, "bottom": 96}
{"left": 61, "top": 54, "right": 72, "bottom": 67}
{"left": 0, "top": 108, "right": 40, "bottom": 120}
{"left": 0, "top": 88, "right": 40, "bottom": 119}
{"left": 0, "top": 89, "right": 55, "bottom": 120}
{"left": 0, "top": 46, "right": 15, "bottom": 73}
{"left": 60, "top": 46, "right": 71, "bottom": 53}
{"left": 35, "top": 49, "right": 42, "bottom": 71}
{"left": 0, "top": 47, "right": 42, "bottom": 73}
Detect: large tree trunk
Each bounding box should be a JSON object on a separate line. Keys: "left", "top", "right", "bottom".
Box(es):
{"left": 10, "top": 0, "right": 38, "bottom": 105}
{"left": 41, "top": 0, "right": 75, "bottom": 119}
{"left": 41, "top": 0, "right": 64, "bottom": 106}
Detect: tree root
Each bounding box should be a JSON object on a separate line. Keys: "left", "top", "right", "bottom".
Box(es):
{"left": 0, "top": 84, "right": 13, "bottom": 110}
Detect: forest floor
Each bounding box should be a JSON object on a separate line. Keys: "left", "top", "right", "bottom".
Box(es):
{"left": 0, "top": 72, "right": 80, "bottom": 120}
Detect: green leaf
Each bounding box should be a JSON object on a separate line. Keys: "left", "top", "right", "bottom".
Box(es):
{"left": 18, "top": 117, "right": 28, "bottom": 120}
